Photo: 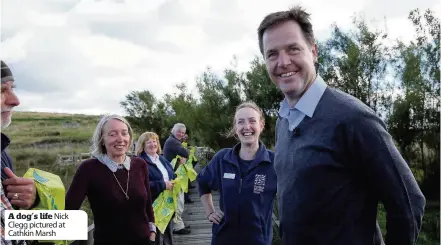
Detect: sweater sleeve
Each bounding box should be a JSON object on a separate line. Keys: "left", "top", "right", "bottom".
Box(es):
{"left": 172, "top": 140, "right": 189, "bottom": 158}
{"left": 348, "top": 112, "right": 426, "bottom": 245}
{"left": 143, "top": 161, "right": 155, "bottom": 225}
{"left": 197, "top": 150, "right": 224, "bottom": 196}
{"left": 149, "top": 179, "right": 166, "bottom": 198}
{"left": 65, "top": 161, "right": 89, "bottom": 210}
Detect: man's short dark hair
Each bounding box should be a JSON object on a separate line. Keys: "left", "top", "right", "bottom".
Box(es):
{"left": 257, "top": 6, "right": 315, "bottom": 55}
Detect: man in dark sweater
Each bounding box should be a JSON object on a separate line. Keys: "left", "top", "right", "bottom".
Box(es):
{"left": 162, "top": 123, "right": 192, "bottom": 235}
{"left": 257, "top": 6, "right": 426, "bottom": 245}
{"left": 163, "top": 123, "right": 189, "bottom": 163}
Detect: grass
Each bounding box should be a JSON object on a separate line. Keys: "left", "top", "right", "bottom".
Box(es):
{"left": 3, "top": 112, "right": 100, "bottom": 226}
{"left": 3, "top": 112, "right": 157, "bottom": 228}
{"left": 5, "top": 112, "right": 98, "bottom": 147}
{"left": 377, "top": 202, "right": 440, "bottom": 245}
{"left": 8, "top": 147, "right": 96, "bottom": 236}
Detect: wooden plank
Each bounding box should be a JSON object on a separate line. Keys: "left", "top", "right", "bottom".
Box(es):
{"left": 174, "top": 183, "right": 219, "bottom": 244}
{"left": 175, "top": 239, "right": 212, "bottom": 245}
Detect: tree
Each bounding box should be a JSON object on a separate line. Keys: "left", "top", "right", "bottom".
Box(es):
{"left": 192, "top": 68, "right": 242, "bottom": 150}
{"left": 163, "top": 83, "right": 201, "bottom": 145}
{"left": 389, "top": 8, "right": 440, "bottom": 199}
{"left": 241, "top": 57, "right": 284, "bottom": 147}
{"left": 325, "top": 16, "right": 392, "bottom": 118}
{"left": 120, "top": 90, "right": 170, "bottom": 139}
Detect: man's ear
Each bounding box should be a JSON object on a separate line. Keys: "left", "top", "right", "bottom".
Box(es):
{"left": 312, "top": 43, "right": 318, "bottom": 63}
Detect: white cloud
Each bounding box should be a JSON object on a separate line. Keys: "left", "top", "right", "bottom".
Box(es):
{"left": 27, "top": 11, "right": 68, "bottom": 27}
{"left": 1, "top": 31, "right": 34, "bottom": 62}
{"left": 157, "top": 25, "right": 207, "bottom": 50}
{"left": 71, "top": 34, "right": 153, "bottom": 69}
{"left": 1, "top": 0, "right": 438, "bottom": 116}
{"left": 73, "top": 0, "right": 166, "bottom": 15}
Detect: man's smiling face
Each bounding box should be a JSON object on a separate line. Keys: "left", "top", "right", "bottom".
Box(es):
{"left": 263, "top": 20, "right": 318, "bottom": 101}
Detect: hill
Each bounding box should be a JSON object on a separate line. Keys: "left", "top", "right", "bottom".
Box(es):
{"left": 2, "top": 111, "right": 101, "bottom": 225}
{"left": 4, "top": 111, "right": 100, "bottom": 149}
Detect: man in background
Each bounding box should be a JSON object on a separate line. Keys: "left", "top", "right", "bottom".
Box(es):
{"left": 163, "top": 123, "right": 192, "bottom": 235}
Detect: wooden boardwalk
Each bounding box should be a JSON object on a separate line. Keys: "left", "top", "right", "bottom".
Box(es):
{"left": 173, "top": 162, "right": 219, "bottom": 245}
{"left": 173, "top": 183, "right": 219, "bottom": 245}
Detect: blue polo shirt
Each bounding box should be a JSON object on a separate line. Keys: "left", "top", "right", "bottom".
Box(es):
{"left": 197, "top": 142, "right": 277, "bottom": 245}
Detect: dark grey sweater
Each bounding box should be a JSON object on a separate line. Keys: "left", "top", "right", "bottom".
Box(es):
{"left": 274, "top": 87, "right": 425, "bottom": 245}
{"left": 162, "top": 135, "right": 189, "bottom": 162}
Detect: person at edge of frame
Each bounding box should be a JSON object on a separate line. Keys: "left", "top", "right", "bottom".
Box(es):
{"left": 1, "top": 60, "right": 44, "bottom": 245}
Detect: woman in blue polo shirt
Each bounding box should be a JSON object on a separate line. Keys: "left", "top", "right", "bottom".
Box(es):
{"left": 136, "top": 131, "right": 176, "bottom": 245}
{"left": 197, "top": 101, "right": 277, "bottom": 245}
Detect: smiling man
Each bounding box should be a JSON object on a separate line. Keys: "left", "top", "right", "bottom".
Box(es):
{"left": 258, "top": 6, "right": 426, "bottom": 245}
{"left": 162, "top": 123, "right": 192, "bottom": 235}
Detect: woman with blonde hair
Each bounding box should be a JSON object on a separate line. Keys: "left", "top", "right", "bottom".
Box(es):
{"left": 66, "top": 115, "right": 156, "bottom": 245}
{"left": 136, "top": 132, "right": 176, "bottom": 245}
{"left": 197, "top": 101, "right": 277, "bottom": 245}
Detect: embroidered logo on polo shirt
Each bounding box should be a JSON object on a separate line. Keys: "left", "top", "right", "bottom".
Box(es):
{"left": 253, "top": 174, "right": 266, "bottom": 194}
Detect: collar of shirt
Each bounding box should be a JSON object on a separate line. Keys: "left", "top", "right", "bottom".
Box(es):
{"left": 147, "top": 153, "right": 159, "bottom": 162}
{"left": 278, "top": 75, "right": 327, "bottom": 118}
{"left": 94, "top": 154, "right": 131, "bottom": 172}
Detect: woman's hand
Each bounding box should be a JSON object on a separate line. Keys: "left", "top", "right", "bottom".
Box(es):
{"left": 207, "top": 210, "right": 224, "bottom": 225}
{"left": 149, "top": 231, "right": 156, "bottom": 243}
{"left": 179, "top": 157, "right": 187, "bottom": 165}
{"left": 165, "top": 181, "right": 174, "bottom": 190}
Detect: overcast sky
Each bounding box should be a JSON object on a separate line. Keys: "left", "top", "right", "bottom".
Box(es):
{"left": 1, "top": 0, "right": 439, "bottom": 115}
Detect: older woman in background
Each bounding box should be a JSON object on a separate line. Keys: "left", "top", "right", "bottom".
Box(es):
{"left": 66, "top": 115, "right": 156, "bottom": 245}
{"left": 136, "top": 132, "right": 176, "bottom": 245}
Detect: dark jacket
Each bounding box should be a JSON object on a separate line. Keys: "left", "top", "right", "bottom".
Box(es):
{"left": 139, "top": 152, "right": 176, "bottom": 201}
{"left": 275, "top": 87, "right": 426, "bottom": 245}
{"left": 197, "top": 142, "right": 277, "bottom": 245}
{"left": 1, "top": 133, "right": 14, "bottom": 181}
{"left": 1, "top": 133, "right": 40, "bottom": 209}
{"left": 162, "top": 135, "right": 189, "bottom": 162}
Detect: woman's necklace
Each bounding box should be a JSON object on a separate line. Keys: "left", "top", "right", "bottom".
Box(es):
{"left": 112, "top": 169, "right": 130, "bottom": 200}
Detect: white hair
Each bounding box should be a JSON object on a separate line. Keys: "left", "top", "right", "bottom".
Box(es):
{"left": 1, "top": 117, "right": 11, "bottom": 129}
{"left": 171, "top": 123, "right": 186, "bottom": 135}
{"left": 90, "top": 114, "right": 133, "bottom": 156}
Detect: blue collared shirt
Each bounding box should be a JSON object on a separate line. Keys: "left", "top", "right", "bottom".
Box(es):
{"left": 278, "top": 75, "right": 327, "bottom": 131}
